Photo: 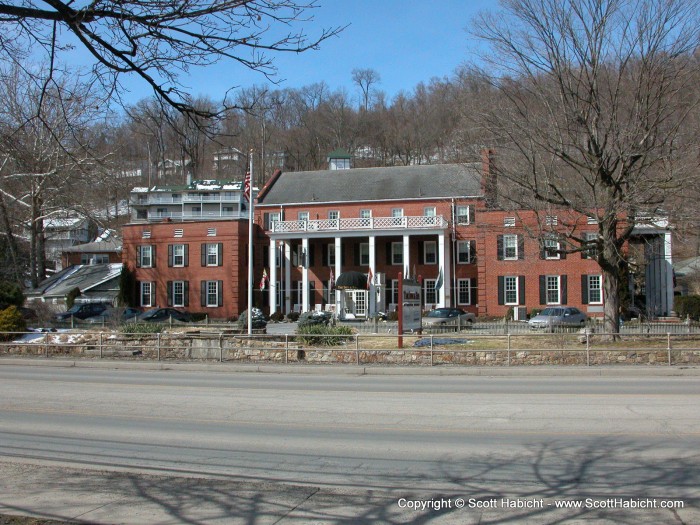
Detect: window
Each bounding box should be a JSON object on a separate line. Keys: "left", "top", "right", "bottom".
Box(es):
{"left": 390, "top": 279, "right": 399, "bottom": 306}
{"left": 391, "top": 242, "right": 403, "bottom": 265}
{"left": 174, "top": 229, "right": 184, "bottom": 238}
{"left": 546, "top": 275, "right": 561, "bottom": 304}
{"left": 458, "top": 278, "right": 474, "bottom": 305}
{"left": 81, "top": 254, "right": 109, "bottom": 265}
{"left": 424, "top": 207, "right": 436, "bottom": 217}
{"left": 585, "top": 275, "right": 603, "bottom": 304}
{"left": 207, "top": 244, "right": 219, "bottom": 266}
{"left": 544, "top": 238, "right": 560, "bottom": 259}
{"left": 328, "top": 210, "right": 339, "bottom": 220}
{"left": 201, "top": 280, "right": 223, "bottom": 307}
{"left": 424, "top": 279, "right": 437, "bottom": 305}
{"left": 138, "top": 245, "right": 154, "bottom": 268}
{"left": 456, "top": 206, "right": 471, "bottom": 225}
{"left": 504, "top": 234, "right": 518, "bottom": 260}
{"left": 207, "top": 228, "right": 217, "bottom": 237}
{"left": 391, "top": 208, "right": 404, "bottom": 217}
{"left": 545, "top": 215, "right": 558, "bottom": 226}
{"left": 504, "top": 217, "right": 516, "bottom": 227}
{"left": 360, "top": 209, "right": 372, "bottom": 218}
{"left": 587, "top": 215, "right": 598, "bottom": 224}
{"left": 327, "top": 244, "right": 336, "bottom": 266}
{"left": 424, "top": 241, "right": 437, "bottom": 264}
{"left": 170, "top": 280, "right": 187, "bottom": 307}
{"left": 201, "top": 243, "right": 222, "bottom": 267}
{"left": 582, "top": 232, "right": 599, "bottom": 259}
{"left": 359, "top": 243, "right": 370, "bottom": 266}
{"left": 504, "top": 276, "right": 518, "bottom": 305}
{"left": 140, "top": 281, "right": 155, "bottom": 307}
{"left": 298, "top": 211, "right": 309, "bottom": 222}
{"left": 142, "top": 230, "right": 151, "bottom": 239}
{"left": 457, "top": 241, "right": 474, "bottom": 264}
{"left": 170, "top": 244, "right": 187, "bottom": 267}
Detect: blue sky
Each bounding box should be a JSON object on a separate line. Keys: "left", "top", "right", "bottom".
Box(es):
{"left": 117, "top": 0, "right": 496, "bottom": 105}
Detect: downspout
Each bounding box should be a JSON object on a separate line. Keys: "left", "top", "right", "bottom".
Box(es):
{"left": 451, "top": 199, "right": 457, "bottom": 308}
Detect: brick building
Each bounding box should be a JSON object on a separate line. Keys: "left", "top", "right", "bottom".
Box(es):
{"left": 121, "top": 153, "right": 674, "bottom": 320}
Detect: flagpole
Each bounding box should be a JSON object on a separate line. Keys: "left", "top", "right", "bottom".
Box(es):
{"left": 247, "top": 150, "right": 254, "bottom": 335}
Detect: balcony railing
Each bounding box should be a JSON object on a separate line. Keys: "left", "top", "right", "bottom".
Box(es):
{"left": 134, "top": 210, "right": 245, "bottom": 222}
{"left": 182, "top": 194, "right": 238, "bottom": 203}
{"left": 271, "top": 215, "right": 447, "bottom": 233}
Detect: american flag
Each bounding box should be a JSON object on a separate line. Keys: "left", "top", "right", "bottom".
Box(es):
{"left": 243, "top": 171, "right": 251, "bottom": 202}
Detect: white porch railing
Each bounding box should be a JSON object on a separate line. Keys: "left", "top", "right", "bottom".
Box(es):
{"left": 271, "top": 215, "right": 447, "bottom": 233}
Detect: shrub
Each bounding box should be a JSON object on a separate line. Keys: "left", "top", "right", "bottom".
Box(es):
{"left": 270, "top": 311, "right": 284, "bottom": 322}
{"left": 675, "top": 295, "right": 700, "bottom": 321}
{"left": 297, "top": 311, "right": 331, "bottom": 328}
{"left": 237, "top": 308, "right": 267, "bottom": 329}
{"left": 287, "top": 311, "right": 300, "bottom": 322}
{"left": 296, "top": 324, "right": 353, "bottom": 346}
{"left": 387, "top": 311, "right": 399, "bottom": 322}
{"left": 0, "top": 281, "right": 24, "bottom": 309}
{"left": 0, "top": 306, "right": 26, "bottom": 339}
{"left": 121, "top": 323, "right": 163, "bottom": 334}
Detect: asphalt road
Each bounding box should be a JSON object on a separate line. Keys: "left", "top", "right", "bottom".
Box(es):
{"left": 0, "top": 363, "right": 699, "bottom": 524}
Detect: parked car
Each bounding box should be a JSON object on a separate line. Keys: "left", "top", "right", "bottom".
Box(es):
{"left": 83, "top": 307, "right": 142, "bottom": 324}
{"left": 137, "top": 308, "right": 192, "bottom": 323}
{"left": 422, "top": 307, "right": 476, "bottom": 327}
{"left": 528, "top": 307, "right": 587, "bottom": 332}
{"left": 298, "top": 310, "right": 332, "bottom": 327}
{"left": 53, "top": 303, "right": 108, "bottom": 321}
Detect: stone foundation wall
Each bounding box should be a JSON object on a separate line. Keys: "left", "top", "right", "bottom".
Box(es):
{"left": 3, "top": 332, "right": 700, "bottom": 366}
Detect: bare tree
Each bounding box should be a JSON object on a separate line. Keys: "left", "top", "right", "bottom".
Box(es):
{"left": 470, "top": 0, "right": 700, "bottom": 334}
{"left": 0, "top": 0, "right": 344, "bottom": 117}
{"left": 352, "top": 68, "right": 381, "bottom": 112}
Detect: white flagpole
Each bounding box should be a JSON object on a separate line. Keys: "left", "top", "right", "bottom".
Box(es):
{"left": 247, "top": 151, "right": 254, "bottom": 335}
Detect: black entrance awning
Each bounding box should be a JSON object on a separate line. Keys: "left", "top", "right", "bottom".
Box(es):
{"left": 335, "top": 271, "right": 368, "bottom": 290}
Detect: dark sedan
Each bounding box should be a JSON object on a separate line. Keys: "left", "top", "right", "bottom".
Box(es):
{"left": 137, "top": 308, "right": 192, "bottom": 323}
{"left": 53, "top": 303, "right": 108, "bottom": 321}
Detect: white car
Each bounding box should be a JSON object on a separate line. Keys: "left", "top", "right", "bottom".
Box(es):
{"left": 422, "top": 308, "right": 476, "bottom": 327}
{"left": 528, "top": 307, "right": 587, "bottom": 332}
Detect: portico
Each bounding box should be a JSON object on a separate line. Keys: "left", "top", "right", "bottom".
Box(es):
{"left": 267, "top": 214, "right": 451, "bottom": 316}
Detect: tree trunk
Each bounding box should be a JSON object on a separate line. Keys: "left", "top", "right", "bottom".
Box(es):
{"left": 599, "top": 219, "right": 626, "bottom": 338}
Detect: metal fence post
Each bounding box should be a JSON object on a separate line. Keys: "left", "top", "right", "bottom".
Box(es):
{"left": 99, "top": 332, "right": 103, "bottom": 359}
{"left": 507, "top": 334, "right": 511, "bottom": 366}
{"left": 667, "top": 332, "right": 672, "bottom": 366}
{"left": 219, "top": 333, "right": 223, "bottom": 363}
{"left": 157, "top": 332, "right": 161, "bottom": 361}
{"left": 356, "top": 334, "right": 360, "bottom": 365}
{"left": 586, "top": 332, "right": 590, "bottom": 367}
{"left": 285, "top": 334, "right": 289, "bottom": 364}
{"left": 430, "top": 334, "right": 434, "bottom": 366}
{"left": 44, "top": 332, "right": 49, "bottom": 357}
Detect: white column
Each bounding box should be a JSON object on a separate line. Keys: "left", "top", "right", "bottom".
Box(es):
{"left": 269, "top": 240, "right": 277, "bottom": 314}
{"left": 334, "top": 236, "right": 342, "bottom": 315}
{"left": 665, "top": 231, "right": 674, "bottom": 316}
{"left": 438, "top": 232, "right": 451, "bottom": 307}
{"left": 368, "top": 235, "right": 376, "bottom": 316}
{"left": 284, "top": 241, "right": 291, "bottom": 313}
{"left": 403, "top": 234, "right": 411, "bottom": 277}
{"left": 302, "top": 237, "right": 309, "bottom": 312}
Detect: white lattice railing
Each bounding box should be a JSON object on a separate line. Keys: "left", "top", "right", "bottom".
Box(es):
{"left": 271, "top": 215, "right": 447, "bottom": 233}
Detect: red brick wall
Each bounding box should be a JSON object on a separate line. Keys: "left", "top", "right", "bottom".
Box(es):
{"left": 122, "top": 220, "right": 255, "bottom": 320}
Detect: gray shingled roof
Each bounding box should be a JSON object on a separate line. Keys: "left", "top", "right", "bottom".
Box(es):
{"left": 259, "top": 163, "right": 483, "bottom": 205}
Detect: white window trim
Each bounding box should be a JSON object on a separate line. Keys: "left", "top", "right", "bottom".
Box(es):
{"left": 457, "top": 278, "right": 472, "bottom": 305}
{"left": 424, "top": 241, "right": 437, "bottom": 265}
{"left": 391, "top": 208, "right": 404, "bottom": 218}
{"left": 391, "top": 242, "right": 403, "bottom": 265}
{"left": 456, "top": 206, "right": 470, "bottom": 225}
{"left": 206, "top": 243, "right": 219, "bottom": 266}
{"left": 424, "top": 206, "right": 436, "bottom": 217}
{"left": 424, "top": 279, "right": 437, "bottom": 306}
{"left": 206, "top": 281, "right": 219, "bottom": 307}
{"left": 173, "top": 244, "right": 185, "bottom": 267}
{"left": 457, "top": 240, "right": 471, "bottom": 264}
{"left": 172, "top": 280, "right": 185, "bottom": 307}
{"left": 298, "top": 211, "right": 309, "bottom": 222}
{"left": 546, "top": 275, "right": 561, "bottom": 305}
{"left": 140, "top": 245, "right": 153, "bottom": 268}
{"left": 140, "top": 282, "right": 153, "bottom": 307}
{"left": 504, "top": 234, "right": 518, "bottom": 260}
{"left": 328, "top": 210, "right": 339, "bottom": 220}
{"left": 504, "top": 276, "right": 519, "bottom": 306}
{"left": 544, "top": 238, "right": 560, "bottom": 260}
{"left": 360, "top": 209, "right": 372, "bottom": 218}
{"left": 504, "top": 217, "right": 516, "bottom": 227}
{"left": 588, "top": 275, "right": 603, "bottom": 304}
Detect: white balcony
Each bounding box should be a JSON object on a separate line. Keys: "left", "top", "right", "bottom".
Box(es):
{"left": 271, "top": 215, "right": 447, "bottom": 233}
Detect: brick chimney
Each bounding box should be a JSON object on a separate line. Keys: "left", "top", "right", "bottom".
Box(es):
{"left": 481, "top": 148, "right": 497, "bottom": 209}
